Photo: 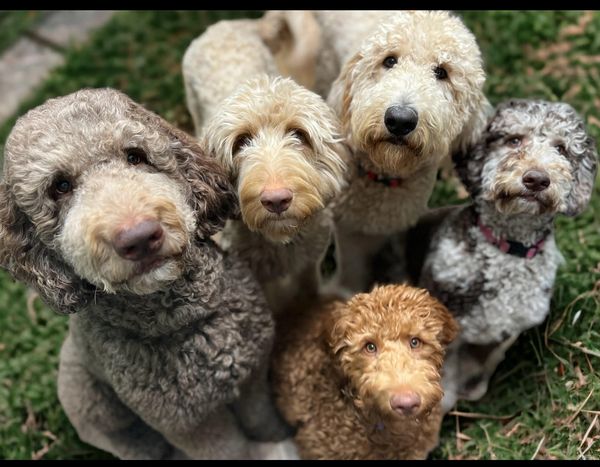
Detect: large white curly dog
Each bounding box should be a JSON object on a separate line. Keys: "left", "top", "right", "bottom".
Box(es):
{"left": 313, "top": 11, "right": 492, "bottom": 294}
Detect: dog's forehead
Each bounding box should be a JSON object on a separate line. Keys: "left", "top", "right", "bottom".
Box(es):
{"left": 221, "top": 78, "right": 333, "bottom": 132}
{"left": 349, "top": 287, "right": 444, "bottom": 337}
{"left": 5, "top": 92, "right": 163, "bottom": 173}
{"left": 368, "top": 12, "right": 480, "bottom": 59}
{"left": 494, "top": 102, "right": 582, "bottom": 139}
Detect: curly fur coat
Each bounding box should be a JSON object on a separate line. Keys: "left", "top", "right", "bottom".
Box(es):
{"left": 0, "top": 88, "right": 289, "bottom": 459}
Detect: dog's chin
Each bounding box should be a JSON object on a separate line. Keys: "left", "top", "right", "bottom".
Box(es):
{"left": 492, "top": 191, "right": 559, "bottom": 216}
{"left": 359, "top": 137, "right": 429, "bottom": 177}
{"left": 255, "top": 217, "right": 304, "bottom": 244}
{"left": 102, "top": 256, "right": 184, "bottom": 295}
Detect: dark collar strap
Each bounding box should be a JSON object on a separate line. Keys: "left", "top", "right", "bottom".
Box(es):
{"left": 477, "top": 216, "right": 547, "bottom": 259}
{"left": 358, "top": 164, "right": 403, "bottom": 188}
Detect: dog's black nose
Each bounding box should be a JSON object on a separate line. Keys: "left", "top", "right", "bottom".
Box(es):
{"left": 522, "top": 169, "right": 550, "bottom": 192}
{"left": 260, "top": 188, "right": 293, "bottom": 215}
{"left": 113, "top": 220, "right": 164, "bottom": 261}
{"left": 384, "top": 105, "right": 418, "bottom": 137}
{"left": 390, "top": 390, "right": 421, "bottom": 415}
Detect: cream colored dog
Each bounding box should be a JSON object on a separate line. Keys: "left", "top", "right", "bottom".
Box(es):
{"left": 183, "top": 12, "right": 323, "bottom": 136}
{"left": 202, "top": 75, "right": 348, "bottom": 314}
{"left": 311, "top": 11, "right": 492, "bottom": 294}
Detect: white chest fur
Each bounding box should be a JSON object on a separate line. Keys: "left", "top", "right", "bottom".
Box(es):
{"left": 425, "top": 221, "right": 563, "bottom": 345}
{"left": 334, "top": 168, "right": 437, "bottom": 236}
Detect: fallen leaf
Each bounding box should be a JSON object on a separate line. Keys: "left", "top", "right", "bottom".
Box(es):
{"left": 20, "top": 402, "right": 37, "bottom": 434}
{"left": 504, "top": 422, "right": 523, "bottom": 438}
{"left": 574, "top": 365, "right": 587, "bottom": 389}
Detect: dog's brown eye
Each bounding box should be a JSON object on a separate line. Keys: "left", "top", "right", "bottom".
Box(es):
{"left": 290, "top": 128, "right": 310, "bottom": 146}
{"left": 506, "top": 136, "right": 522, "bottom": 148}
{"left": 233, "top": 134, "right": 252, "bottom": 154}
{"left": 409, "top": 337, "right": 421, "bottom": 349}
{"left": 433, "top": 66, "right": 448, "bottom": 80}
{"left": 555, "top": 143, "right": 567, "bottom": 156}
{"left": 382, "top": 56, "right": 397, "bottom": 69}
{"left": 364, "top": 342, "right": 377, "bottom": 354}
{"left": 54, "top": 179, "right": 72, "bottom": 196}
{"left": 126, "top": 148, "right": 147, "bottom": 165}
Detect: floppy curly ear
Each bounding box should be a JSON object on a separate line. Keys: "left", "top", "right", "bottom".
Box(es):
{"left": 304, "top": 108, "right": 351, "bottom": 196}
{"left": 431, "top": 299, "right": 459, "bottom": 347}
{"left": 325, "top": 300, "right": 352, "bottom": 356}
{"left": 452, "top": 140, "right": 486, "bottom": 198}
{"left": 172, "top": 137, "right": 238, "bottom": 238}
{"left": 0, "top": 180, "right": 91, "bottom": 314}
{"left": 450, "top": 93, "right": 494, "bottom": 157}
{"left": 327, "top": 52, "right": 362, "bottom": 138}
{"left": 126, "top": 98, "right": 238, "bottom": 238}
{"left": 259, "top": 10, "right": 322, "bottom": 90}
{"left": 564, "top": 133, "right": 598, "bottom": 217}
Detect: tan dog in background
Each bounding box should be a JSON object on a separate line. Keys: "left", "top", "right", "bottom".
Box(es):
{"left": 183, "top": 11, "right": 323, "bottom": 135}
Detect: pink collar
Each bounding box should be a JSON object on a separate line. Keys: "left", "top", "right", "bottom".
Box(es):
{"left": 477, "top": 217, "right": 547, "bottom": 259}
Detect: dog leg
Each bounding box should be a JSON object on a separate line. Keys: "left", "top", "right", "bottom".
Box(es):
{"left": 459, "top": 335, "right": 519, "bottom": 401}
{"left": 161, "top": 408, "right": 256, "bottom": 459}
{"left": 165, "top": 407, "right": 299, "bottom": 460}
{"left": 230, "top": 361, "right": 295, "bottom": 442}
{"left": 441, "top": 334, "right": 519, "bottom": 412}
{"left": 263, "top": 262, "right": 321, "bottom": 315}
{"left": 331, "top": 229, "right": 390, "bottom": 294}
{"left": 57, "top": 335, "right": 173, "bottom": 459}
{"left": 440, "top": 339, "right": 462, "bottom": 414}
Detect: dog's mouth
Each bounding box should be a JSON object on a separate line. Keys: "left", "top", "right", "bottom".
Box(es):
{"left": 253, "top": 216, "right": 307, "bottom": 244}
{"left": 493, "top": 190, "right": 559, "bottom": 215}
{"left": 261, "top": 216, "right": 304, "bottom": 233}
{"left": 380, "top": 134, "right": 422, "bottom": 154}
{"left": 497, "top": 190, "right": 552, "bottom": 206}
{"left": 130, "top": 252, "right": 183, "bottom": 277}
{"left": 135, "top": 257, "right": 168, "bottom": 275}
{"left": 384, "top": 135, "right": 408, "bottom": 147}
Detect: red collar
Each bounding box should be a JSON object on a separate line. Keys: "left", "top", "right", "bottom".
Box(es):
{"left": 358, "top": 164, "right": 403, "bottom": 188}
{"left": 477, "top": 217, "right": 547, "bottom": 259}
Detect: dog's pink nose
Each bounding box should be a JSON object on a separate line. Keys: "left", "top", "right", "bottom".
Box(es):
{"left": 260, "top": 188, "right": 293, "bottom": 214}
{"left": 113, "top": 220, "right": 164, "bottom": 261}
{"left": 390, "top": 391, "right": 421, "bottom": 415}
{"left": 522, "top": 169, "right": 550, "bottom": 192}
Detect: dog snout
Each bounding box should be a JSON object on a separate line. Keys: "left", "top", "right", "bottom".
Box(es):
{"left": 522, "top": 169, "right": 551, "bottom": 192}
{"left": 390, "top": 390, "right": 421, "bottom": 415}
{"left": 384, "top": 105, "right": 418, "bottom": 137}
{"left": 113, "top": 219, "right": 165, "bottom": 261}
{"left": 260, "top": 188, "right": 293, "bottom": 214}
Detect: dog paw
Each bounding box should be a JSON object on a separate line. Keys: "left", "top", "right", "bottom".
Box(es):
{"left": 250, "top": 438, "right": 300, "bottom": 460}
{"left": 245, "top": 413, "right": 297, "bottom": 442}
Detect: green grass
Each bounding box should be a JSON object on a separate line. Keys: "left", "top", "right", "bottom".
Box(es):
{"left": 0, "top": 10, "right": 598, "bottom": 460}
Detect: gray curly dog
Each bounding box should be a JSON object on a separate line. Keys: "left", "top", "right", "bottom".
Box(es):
{"left": 0, "top": 88, "right": 292, "bottom": 459}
